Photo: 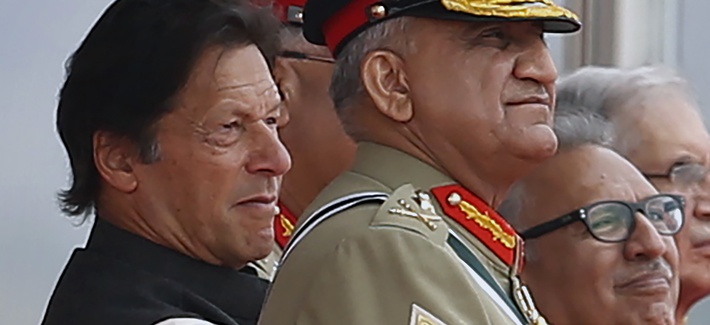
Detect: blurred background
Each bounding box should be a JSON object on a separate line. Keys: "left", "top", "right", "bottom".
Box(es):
{"left": 1, "top": 0, "right": 709, "bottom": 323}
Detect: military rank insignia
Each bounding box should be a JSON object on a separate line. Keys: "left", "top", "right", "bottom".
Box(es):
{"left": 409, "top": 304, "right": 447, "bottom": 325}
{"left": 387, "top": 189, "right": 443, "bottom": 231}
{"left": 431, "top": 185, "right": 521, "bottom": 267}
{"left": 273, "top": 202, "right": 297, "bottom": 249}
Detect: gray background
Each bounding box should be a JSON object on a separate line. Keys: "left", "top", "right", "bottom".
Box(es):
{"left": 1, "top": 0, "right": 709, "bottom": 324}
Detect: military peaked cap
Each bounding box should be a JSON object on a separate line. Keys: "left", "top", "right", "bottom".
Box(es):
{"left": 302, "top": 0, "right": 581, "bottom": 56}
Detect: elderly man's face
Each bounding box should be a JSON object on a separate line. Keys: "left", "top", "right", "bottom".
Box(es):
{"left": 402, "top": 19, "right": 558, "bottom": 185}
{"left": 132, "top": 44, "right": 291, "bottom": 268}
{"left": 614, "top": 89, "right": 710, "bottom": 304}
{"left": 519, "top": 145, "right": 679, "bottom": 325}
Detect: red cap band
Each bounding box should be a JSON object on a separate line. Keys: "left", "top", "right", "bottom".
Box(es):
{"left": 323, "top": 0, "right": 381, "bottom": 53}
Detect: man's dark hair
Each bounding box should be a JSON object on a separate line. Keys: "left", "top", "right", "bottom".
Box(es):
{"left": 56, "top": 0, "right": 281, "bottom": 218}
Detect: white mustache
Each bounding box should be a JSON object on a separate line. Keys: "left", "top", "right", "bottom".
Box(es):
{"left": 614, "top": 258, "right": 673, "bottom": 286}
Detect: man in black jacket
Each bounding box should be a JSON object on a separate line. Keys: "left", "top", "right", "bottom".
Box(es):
{"left": 41, "top": 1, "right": 289, "bottom": 324}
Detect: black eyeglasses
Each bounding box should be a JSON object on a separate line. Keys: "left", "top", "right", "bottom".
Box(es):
{"left": 643, "top": 163, "right": 709, "bottom": 188}
{"left": 278, "top": 50, "right": 335, "bottom": 64}
{"left": 521, "top": 194, "right": 685, "bottom": 243}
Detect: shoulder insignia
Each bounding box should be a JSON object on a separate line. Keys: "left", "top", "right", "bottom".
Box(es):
{"left": 273, "top": 202, "right": 297, "bottom": 249}
{"left": 387, "top": 189, "right": 442, "bottom": 231}
{"left": 371, "top": 184, "right": 448, "bottom": 244}
{"left": 430, "top": 184, "right": 520, "bottom": 266}
{"left": 410, "top": 304, "right": 447, "bottom": 325}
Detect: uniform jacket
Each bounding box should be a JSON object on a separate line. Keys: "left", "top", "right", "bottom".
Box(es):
{"left": 259, "top": 142, "right": 540, "bottom": 325}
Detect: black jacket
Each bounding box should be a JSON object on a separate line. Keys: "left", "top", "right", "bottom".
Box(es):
{"left": 41, "top": 219, "right": 269, "bottom": 325}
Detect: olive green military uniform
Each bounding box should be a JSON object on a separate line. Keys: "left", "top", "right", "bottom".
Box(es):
{"left": 259, "top": 143, "right": 540, "bottom": 324}
{"left": 259, "top": 0, "right": 581, "bottom": 323}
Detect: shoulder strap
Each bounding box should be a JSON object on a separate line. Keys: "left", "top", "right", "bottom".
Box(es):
{"left": 279, "top": 192, "right": 389, "bottom": 264}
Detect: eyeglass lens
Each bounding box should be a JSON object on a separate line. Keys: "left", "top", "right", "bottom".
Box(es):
{"left": 672, "top": 164, "right": 708, "bottom": 186}
{"left": 586, "top": 195, "right": 683, "bottom": 242}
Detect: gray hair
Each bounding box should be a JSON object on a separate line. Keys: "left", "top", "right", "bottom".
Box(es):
{"left": 499, "top": 179, "right": 545, "bottom": 260}
{"left": 330, "top": 17, "right": 411, "bottom": 112}
{"left": 554, "top": 65, "right": 697, "bottom": 151}
{"left": 498, "top": 181, "right": 527, "bottom": 230}
{"left": 553, "top": 103, "right": 614, "bottom": 151}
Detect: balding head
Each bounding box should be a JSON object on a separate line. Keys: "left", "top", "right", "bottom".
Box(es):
{"left": 504, "top": 145, "right": 656, "bottom": 232}
{"left": 501, "top": 144, "right": 679, "bottom": 325}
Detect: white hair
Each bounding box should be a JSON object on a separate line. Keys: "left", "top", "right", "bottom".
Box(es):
{"left": 555, "top": 65, "right": 697, "bottom": 146}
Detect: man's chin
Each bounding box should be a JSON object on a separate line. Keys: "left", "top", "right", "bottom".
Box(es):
{"left": 498, "top": 124, "right": 558, "bottom": 162}
{"left": 253, "top": 247, "right": 274, "bottom": 262}
{"left": 510, "top": 139, "right": 558, "bottom": 163}
{"left": 618, "top": 299, "right": 675, "bottom": 325}
{"left": 246, "top": 241, "right": 277, "bottom": 262}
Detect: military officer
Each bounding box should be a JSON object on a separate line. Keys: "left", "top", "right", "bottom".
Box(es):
{"left": 259, "top": 0, "right": 581, "bottom": 324}
{"left": 249, "top": 0, "right": 357, "bottom": 280}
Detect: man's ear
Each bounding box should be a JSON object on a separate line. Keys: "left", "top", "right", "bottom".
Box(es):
{"left": 273, "top": 57, "right": 298, "bottom": 106}
{"left": 93, "top": 130, "right": 139, "bottom": 193}
{"left": 360, "top": 50, "right": 412, "bottom": 122}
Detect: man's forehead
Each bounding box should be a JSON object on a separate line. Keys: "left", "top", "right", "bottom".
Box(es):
{"left": 613, "top": 92, "right": 709, "bottom": 164}
{"left": 526, "top": 146, "right": 653, "bottom": 218}
{"left": 176, "top": 45, "right": 279, "bottom": 117}
{"left": 212, "top": 46, "right": 272, "bottom": 81}
{"left": 185, "top": 45, "right": 278, "bottom": 98}
{"left": 215, "top": 78, "right": 277, "bottom": 95}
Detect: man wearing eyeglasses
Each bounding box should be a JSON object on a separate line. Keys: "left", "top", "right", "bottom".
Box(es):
{"left": 499, "top": 124, "right": 682, "bottom": 324}
{"left": 249, "top": 0, "right": 357, "bottom": 280}
{"left": 554, "top": 65, "right": 710, "bottom": 324}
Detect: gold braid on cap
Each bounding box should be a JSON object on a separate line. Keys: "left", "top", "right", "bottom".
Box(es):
{"left": 441, "top": 0, "right": 579, "bottom": 21}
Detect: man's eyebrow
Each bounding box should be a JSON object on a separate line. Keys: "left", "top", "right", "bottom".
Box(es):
{"left": 227, "top": 99, "right": 283, "bottom": 120}
{"left": 671, "top": 155, "right": 695, "bottom": 166}
{"left": 267, "top": 100, "right": 285, "bottom": 115}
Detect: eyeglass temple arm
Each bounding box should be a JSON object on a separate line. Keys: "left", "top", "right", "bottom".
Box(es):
{"left": 520, "top": 213, "right": 580, "bottom": 240}
{"left": 642, "top": 173, "right": 670, "bottom": 179}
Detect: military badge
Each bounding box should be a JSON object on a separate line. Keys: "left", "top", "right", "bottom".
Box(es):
{"left": 409, "top": 304, "right": 447, "bottom": 325}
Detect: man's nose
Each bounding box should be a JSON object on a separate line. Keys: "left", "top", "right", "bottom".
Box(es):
{"left": 691, "top": 174, "right": 710, "bottom": 221}
{"left": 244, "top": 124, "right": 292, "bottom": 177}
{"left": 513, "top": 37, "right": 558, "bottom": 88}
{"left": 623, "top": 213, "right": 668, "bottom": 261}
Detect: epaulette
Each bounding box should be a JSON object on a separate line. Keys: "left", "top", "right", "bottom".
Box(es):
{"left": 430, "top": 185, "right": 521, "bottom": 268}
{"left": 370, "top": 184, "right": 448, "bottom": 245}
